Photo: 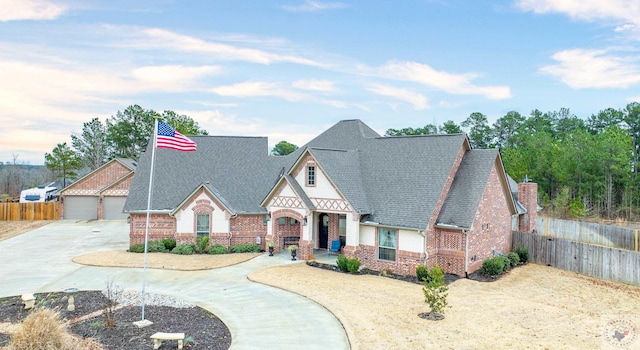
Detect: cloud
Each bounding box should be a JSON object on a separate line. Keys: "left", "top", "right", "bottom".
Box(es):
{"left": 210, "top": 81, "right": 307, "bottom": 102}
{"left": 0, "top": 0, "right": 66, "bottom": 21}
{"left": 540, "top": 49, "right": 640, "bottom": 88}
{"left": 366, "top": 83, "right": 430, "bottom": 110}
{"left": 516, "top": 0, "right": 640, "bottom": 34}
{"left": 368, "top": 61, "right": 511, "bottom": 100}
{"left": 138, "top": 28, "right": 325, "bottom": 67}
{"left": 292, "top": 79, "right": 337, "bottom": 92}
{"left": 131, "top": 65, "right": 220, "bottom": 88}
{"left": 281, "top": 1, "right": 347, "bottom": 12}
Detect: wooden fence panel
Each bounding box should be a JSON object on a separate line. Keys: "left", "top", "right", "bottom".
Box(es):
{"left": 513, "top": 231, "right": 640, "bottom": 286}
{"left": 0, "top": 203, "right": 59, "bottom": 220}
{"left": 537, "top": 217, "right": 637, "bottom": 251}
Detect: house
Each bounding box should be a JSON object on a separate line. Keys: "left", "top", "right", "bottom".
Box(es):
{"left": 59, "top": 158, "right": 137, "bottom": 220}
{"left": 124, "top": 120, "right": 537, "bottom": 276}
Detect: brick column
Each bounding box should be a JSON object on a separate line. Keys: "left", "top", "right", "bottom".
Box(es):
{"left": 517, "top": 181, "right": 538, "bottom": 233}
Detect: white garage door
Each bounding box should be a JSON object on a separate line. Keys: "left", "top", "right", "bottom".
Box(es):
{"left": 64, "top": 196, "right": 98, "bottom": 220}
{"left": 103, "top": 196, "right": 128, "bottom": 220}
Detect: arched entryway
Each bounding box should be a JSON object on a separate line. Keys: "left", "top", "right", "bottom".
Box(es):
{"left": 271, "top": 209, "right": 303, "bottom": 250}
{"left": 318, "top": 213, "right": 329, "bottom": 249}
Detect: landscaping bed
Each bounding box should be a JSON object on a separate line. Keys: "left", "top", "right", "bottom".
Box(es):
{"left": 0, "top": 291, "right": 231, "bottom": 349}
{"left": 306, "top": 261, "right": 460, "bottom": 285}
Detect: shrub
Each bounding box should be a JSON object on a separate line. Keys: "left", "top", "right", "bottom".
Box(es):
{"left": 507, "top": 252, "right": 520, "bottom": 267}
{"left": 195, "top": 236, "right": 210, "bottom": 254}
{"left": 208, "top": 244, "right": 227, "bottom": 255}
{"left": 161, "top": 238, "right": 177, "bottom": 251}
{"left": 480, "top": 256, "right": 504, "bottom": 276}
{"left": 500, "top": 255, "right": 512, "bottom": 272}
{"left": 128, "top": 243, "right": 145, "bottom": 253}
{"left": 346, "top": 257, "right": 361, "bottom": 274}
{"left": 172, "top": 244, "right": 195, "bottom": 255}
{"left": 515, "top": 246, "right": 529, "bottom": 263}
{"left": 8, "top": 308, "right": 69, "bottom": 350}
{"left": 147, "top": 240, "right": 168, "bottom": 253}
{"left": 422, "top": 264, "right": 449, "bottom": 315}
{"left": 231, "top": 244, "right": 262, "bottom": 253}
{"left": 428, "top": 264, "right": 445, "bottom": 286}
{"left": 336, "top": 255, "right": 348, "bottom": 272}
{"left": 416, "top": 265, "right": 429, "bottom": 283}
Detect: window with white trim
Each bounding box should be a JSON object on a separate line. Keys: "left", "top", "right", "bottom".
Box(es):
{"left": 307, "top": 165, "right": 316, "bottom": 186}
{"left": 196, "top": 213, "right": 210, "bottom": 237}
{"left": 378, "top": 228, "right": 397, "bottom": 261}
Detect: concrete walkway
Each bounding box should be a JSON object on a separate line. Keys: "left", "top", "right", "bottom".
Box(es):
{"left": 0, "top": 221, "right": 350, "bottom": 350}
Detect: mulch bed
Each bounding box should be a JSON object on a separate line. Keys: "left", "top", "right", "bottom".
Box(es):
{"left": 466, "top": 262, "right": 528, "bottom": 282}
{"left": 307, "top": 261, "right": 460, "bottom": 285}
{"left": 0, "top": 291, "right": 231, "bottom": 349}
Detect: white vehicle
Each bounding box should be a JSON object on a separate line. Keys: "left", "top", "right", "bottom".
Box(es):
{"left": 19, "top": 182, "right": 59, "bottom": 203}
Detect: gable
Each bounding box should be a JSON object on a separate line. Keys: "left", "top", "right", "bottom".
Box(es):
{"left": 61, "top": 159, "right": 134, "bottom": 195}
{"left": 100, "top": 173, "right": 134, "bottom": 196}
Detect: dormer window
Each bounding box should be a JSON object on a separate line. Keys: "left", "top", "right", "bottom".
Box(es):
{"left": 307, "top": 165, "right": 316, "bottom": 186}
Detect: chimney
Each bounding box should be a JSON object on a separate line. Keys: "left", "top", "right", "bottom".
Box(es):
{"left": 517, "top": 179, "right": 538, "bottom": 233}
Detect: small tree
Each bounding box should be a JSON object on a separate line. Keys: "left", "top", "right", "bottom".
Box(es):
{"left": 271, "top": 141, "right": 298, "bottom": 156}
{"left": 422, "top": 264, "right": 449, "bottom": 318}
{"left": 44, "top": 142, "right": 82, "bottom": 187}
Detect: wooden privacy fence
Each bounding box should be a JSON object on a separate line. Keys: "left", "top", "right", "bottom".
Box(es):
{"left": 537, "top": 217, "right": 638, "bottom": 251}
{"left": 0, "top": 202, "right": 59, "bottom": 220}
{"left": 513, "top": 231, "right": 640, "bottom": 286}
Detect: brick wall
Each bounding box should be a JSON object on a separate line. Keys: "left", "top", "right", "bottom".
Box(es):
{"left": 436, "top": 228, "right": 466, "bottom": 276}
{"left": 518, "top": 182, "right": 538, "bottom": 233}
{"left": 354, "top": 245, "right": 423, "bottom": 276}
{"left": 230, "top": 214, "right": 267, "bottom": 248}
{"left": 467, "top": 165, "right": 514, "bottom": 273}
{"left": 129, "top": 213, "right": 176, "bottom": 245}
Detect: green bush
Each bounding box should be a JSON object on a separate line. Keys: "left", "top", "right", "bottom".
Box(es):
{"left": 147, "top": 240, "right": 168, "bottom": 253}
{"left": 515, "top": 246, "right": 529, "bottom": 263}
{"left": 416, "top": 265, "right": 429, "bottom": 283}
{"left": 208, "top": 244, "right": 227, "bottom": 255}
{"left": 507, "top": 252, "right": 520, "bottom": 267}
{"left": 346, "top": 257, "right": 361, "bottom": 274}
{"left": 171, "top": 244, "right": 195, "bottom": 255}
{"left": 500, "top": 255, "right": 512, "bottom": 272}
{"left": 195, "top": 236, "right": 210, "bottom": 254}
{"left": 128, "top": 243, "right": 145, "bottom": 253}
{"left": 230, "top": 244, "right": 261, "bottom": 253}
{"left": 428, "top": 264, "right": 445, "bottom": 286}
{"left": 161, "top": 238, "right": 177, "bottom": 251}
{"left": 480, "top": 256, "right": 504, "bottom": 276}
{"left": 336, "top": 255, "right": 348, "bottom": 272}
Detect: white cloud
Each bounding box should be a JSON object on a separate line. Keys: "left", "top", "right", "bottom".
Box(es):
{"left": 281, "top": 1, "right": 347, "bottom": 12}
{"left": 368, "top": 61, "right": 511, "bottom": 100}
{"left": 516, "top": 0, "right": 640, "bottom": 34}
{"left": 138, "top": 28, "right": 325, "bottom": 67}
{"left": 210, "top": 81, "right": 307, "bottom": 102}
{"left": 0, "top": 0, "right": 66, "bottom": 21}
{"left": 292, "top": 79, "right": 337, "bottom": 92}
{"left": 366, "top": 83, "right": 430, "bottom": 110}
{"left": 628, "top": 96, "right": 640, "bottom": 102}
{"left": 131, "top": 65, "right": 220, "bottom": 88}
{"left": 540, "top": 49, "right": 640, "bottom": 88}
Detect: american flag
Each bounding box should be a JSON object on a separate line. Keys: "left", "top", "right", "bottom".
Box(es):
{"left": 156, "top": 121, "right": 197, "bottom": 152}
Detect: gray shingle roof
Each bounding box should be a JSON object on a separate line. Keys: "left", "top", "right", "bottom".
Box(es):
{"left": 124, "top": 136, "right": 274, "bottom": 213}
{"left": 436, "top": 149, "right": 499, "bottom": 228}
{"left": 358, "top": 134, "right": 469, "bottom": 229}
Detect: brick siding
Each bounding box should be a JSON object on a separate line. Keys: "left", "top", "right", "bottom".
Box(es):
{"left": 518, "top": 182, "right": 538, "bottom": 233}
{"left": 129, "top": 214, "right": 177, "bottom": 245}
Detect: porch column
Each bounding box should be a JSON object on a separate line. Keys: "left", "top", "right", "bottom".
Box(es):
{"left": 299, "top": 213, "right": 314, "bottom": 260}
{"left": 343, "top": 212, "right": 360, "bottom": 257}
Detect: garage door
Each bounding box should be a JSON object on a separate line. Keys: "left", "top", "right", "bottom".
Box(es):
{"left": 103, "top": 196, "right": 128, "bottom": 220}
{"left": 64, "top": 196, "right": 98, "bottom": 220}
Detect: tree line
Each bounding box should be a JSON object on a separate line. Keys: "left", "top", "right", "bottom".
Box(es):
{"left": 388, "top": 102, "right": 640, "bottom": 220}
{"left": 44, "top": 105, "right": 209, "bottom": 187}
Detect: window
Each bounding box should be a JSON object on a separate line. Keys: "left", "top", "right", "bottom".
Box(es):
{"left": 338, "top": 215, "right": 346, "bottom": 247}
{"left": 378, "top": 228, "right": 397, "bottom": 261}
{"left": 196, "top": 214, "right": 210, "bottom": 236}
{"left": 307, "top": 165, "right": 315, "bottom": 186}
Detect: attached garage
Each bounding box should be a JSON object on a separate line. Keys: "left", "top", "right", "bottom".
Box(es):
{"left": 63, "top": 196, "right": 98, "bottom": 220}
{"left": 59, "top": 158, "right": 136, "bottom": 221}
{"left": 103, "top": 196, "right": 128, "bottom": 220}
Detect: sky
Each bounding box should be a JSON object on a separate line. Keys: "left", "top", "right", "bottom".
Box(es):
{"left": 2, "top": 0, "right": 640, "bottom": 165}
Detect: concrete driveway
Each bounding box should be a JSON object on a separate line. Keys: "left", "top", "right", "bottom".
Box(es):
{"left": 0, "top": 221, "right": 349, "bottom": 350}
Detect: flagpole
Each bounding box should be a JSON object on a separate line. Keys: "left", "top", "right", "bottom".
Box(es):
{"left": 140, "top": 117, "right": 159, "bottom": 323}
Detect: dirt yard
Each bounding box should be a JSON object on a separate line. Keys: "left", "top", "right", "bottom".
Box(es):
{"left": 249, "top": 263, "right": 640, "bottom": 350}
{"left": 0, "top": 221, "right": 51, "bottom": 242}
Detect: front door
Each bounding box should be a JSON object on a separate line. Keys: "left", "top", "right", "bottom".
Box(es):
{"left": 319, "top": 213, "right": 329, "bottom": 249}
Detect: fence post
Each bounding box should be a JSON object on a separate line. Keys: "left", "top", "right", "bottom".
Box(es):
{"left": 636, "top": 229, "right": 638, "bottom": 252}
